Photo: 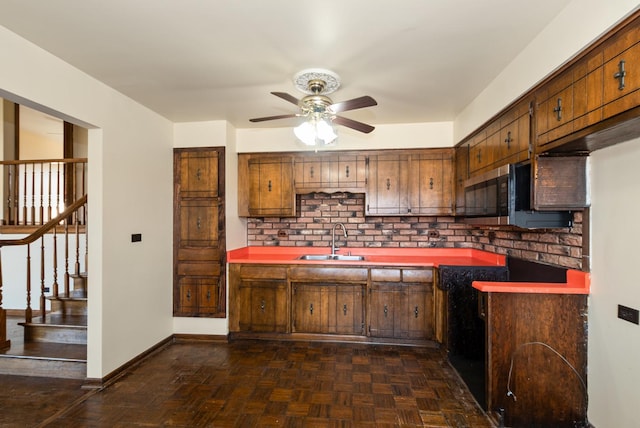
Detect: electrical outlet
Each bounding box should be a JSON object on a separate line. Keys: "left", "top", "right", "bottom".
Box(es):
{"left": 618, "top": 304, "right": 639, "bottom": 325}
{"left": 428, "top": 230, "right": 440, "bottom": 238}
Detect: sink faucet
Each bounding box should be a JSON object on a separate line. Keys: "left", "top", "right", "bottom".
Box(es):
{"left": 331, "top": 222, "right": 347, "bottom": 255}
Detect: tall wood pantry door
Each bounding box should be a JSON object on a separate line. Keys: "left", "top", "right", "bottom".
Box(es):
{"left": 173, "top": 147, "right": 226, "bottom": 317}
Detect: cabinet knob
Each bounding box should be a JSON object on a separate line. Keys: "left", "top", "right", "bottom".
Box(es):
{"left": 343, "top": 304, "right": 348, "bottom": 316}
{"left": 310, "top": 303, "right": 314, "bottom": 315}
{"left": 384, "top": 304, "right": 388, "bottom": 317}
{"left": 345, "top": 165, "right": 350, "bottom": 178}
{"left": 268, "top": 180, "right": 272, "bottom": 192}
{"left": 196, "top": 168, "right": 202, "bottom": 181}
{"left": 206, "top": 289, "right": 211, "bottom": 301}
{"left": 414, "top": 306, "right": 419, "bottom": 318}
{"left": 197, "top": 217, "right": 201, "bottom": 230}
{"left": 504, "top": 131, "right": 512, "bottom": 149}
{"left": 614, "top": 59, "right": 626, "bottom": 90}
{"left": 429, "top": 177, "right": 434, "bottom": 189}
{"left": 186, "top": 290, "right": 191, "bottom": 301}
{"left": 386, "top": 178, "right": 391, "bottom": 190}
{"left": 310, "top": 166, "right": 314, "bottom": 178}
{"left": 260, "top": 299, "right": 265, "bottom": 312}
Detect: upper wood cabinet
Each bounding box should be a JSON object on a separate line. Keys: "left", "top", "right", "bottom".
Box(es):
{"left": 366, "top": 150, "right": 454, "bottom": 216}
{"left": 533, "top": 12, "right": 640, "bottom": 153}
{"left": 174, "top": 147, "right": 226, "bottom": 318}
{"left": 454, "top": 144, "right": 469, "bottom": 215}
{"left": 238, "top": 148, "right": 452, "bottom": 218}
{"left": 409, "top": 149, "right": 454, "bottom": 215}
{"left": 365, "top": 153, "right": 410, "bottom": 215}
{"left": 294, "top": 153, "right": 366, "bottom": 192}
{"left": 602, "top": 21, "right": 640, "bottom": 120}
{"left": 238, "top": 153, "right": 295, "bottom": 217}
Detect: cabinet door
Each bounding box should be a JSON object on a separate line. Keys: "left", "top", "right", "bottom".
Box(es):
{"left": 603, "top": 39, "right": 640, "bottom": 119}
{"left": 239, "top": 281, "right": 288, "bottom": 333}
{"left": 369, "top": 285, "right": 396, "bottom": 338}
{"left": 498, "top": 108, "right": 531, "bottom": 166}
{"left": 399, "top": 286, "right": 432, "bottom": 339}
{"left": 454, "top": 144, "right": 469, "bottom": 215}
{"left": 535, "top": 71, "right": 574, "bottom": 146}
{"left": 178, "top": 278, "right": 199, "bottom": 313}
{"left": 294, "top": 158, "right": 325, "bottom": 190}
{"left": 248, "top": 156, "right": 295, "bottom": 217}
{"left": 366, "top": 154, "right": 410, "bottom": 215}
{"left": 179, "top": 199, "right": 218, "bottom": 247}
{"left": 335, "top": 155, "right": 367, "bottom": 189}
{"left": 197, "top": 278, "right": 221, "bottom": 315}
{"left": 292, "top": 284, "right": 324, "bottom": 333}
{"left": 409, "top": 150, "right": 454, "bottom": 215}
{"left": 332, "top": 285, "right": 365, "bottom": 335}
{"left": 178, "top": 150, "right": 219, "bottom": 198}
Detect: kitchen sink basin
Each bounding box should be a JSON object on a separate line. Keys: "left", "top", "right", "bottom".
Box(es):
{"left": 297, "top": 254, "right": 365, "bottom": 261}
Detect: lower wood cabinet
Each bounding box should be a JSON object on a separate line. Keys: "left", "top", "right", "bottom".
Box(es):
{"left": 292, "top": 284, "right": 365, "bottom": 335}
{"left": 229, "top": 263, "right": 435, "bottom": 343}
{"left": 369, "top": 268, "right": 434, "bottom": 339}
{"left": 229, "top": 264, "right": 288, "bottom": 333}
{"left": 483, "top": 292, "right": 587, "bottom": 428}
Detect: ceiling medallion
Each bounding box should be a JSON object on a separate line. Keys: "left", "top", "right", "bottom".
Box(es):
{"left": 293, "top": 68, "right": 341, "bottom": 95}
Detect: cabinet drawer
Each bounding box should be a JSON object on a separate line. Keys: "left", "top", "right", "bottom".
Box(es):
{"left": 238, "top": 265, "right": 288, "bottom": 280}
{"left": 177, "top": 262, "right": 221, "bottom": 277}
{"left": 371, "top": 268, "right": 433, "bottom": 283}
{"left": 289, "top": 266, "right": 368, "bottom": 282}
{"left": 177, "top": 247, "right": 220, "bottom": 262}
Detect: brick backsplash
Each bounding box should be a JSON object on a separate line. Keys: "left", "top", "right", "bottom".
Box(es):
{"left": 247, "top": 192, "right": 583, "bottom": 269}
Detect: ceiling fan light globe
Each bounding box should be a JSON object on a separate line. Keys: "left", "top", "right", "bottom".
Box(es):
{"left": 294, "top": 121, "right": 317, "bottom": 146}
{"left": 316, "top": 119, "right": 338, "bottom": 145}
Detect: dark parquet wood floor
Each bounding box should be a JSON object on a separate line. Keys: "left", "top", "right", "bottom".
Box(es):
{"left": 0, "top": 339, "right": 493, "bottom": 427}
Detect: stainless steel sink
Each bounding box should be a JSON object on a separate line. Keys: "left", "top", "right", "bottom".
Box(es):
{"left": 297, "top": 254, "right": 365, "bottom": 261}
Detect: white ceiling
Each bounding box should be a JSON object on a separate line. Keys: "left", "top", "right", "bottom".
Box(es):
{"left": 0, "top": 0, "right": 573, "bottom": 130}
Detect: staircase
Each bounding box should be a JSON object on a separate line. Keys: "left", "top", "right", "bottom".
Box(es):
{"left": 1, "top": 273, "right": 88, "bottom": 379}
{"left": 0, "top": 188, "right": 89, "bottom": 379}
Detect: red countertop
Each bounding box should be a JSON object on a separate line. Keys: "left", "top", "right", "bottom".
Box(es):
{"left": 472, "top": 269, "right": 590, "bottom": 294}
{"left": 227, "top": 246, "right": 506, "bottom": 267}
{"left": 227, "top": 246, "right": 590, "bottom": 294}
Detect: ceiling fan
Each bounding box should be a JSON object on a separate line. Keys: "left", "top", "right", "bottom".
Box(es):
{"left": 249, "top": 69, "right": 378, "bottom": 135}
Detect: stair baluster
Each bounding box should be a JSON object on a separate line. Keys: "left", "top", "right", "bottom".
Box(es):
{"left": 0, "top": 251, "right": 10, "bottom": 350}
{"left": 25, "top": 244, "right": 32, "bottom": 323}
{"left": 40, "top": 236, "right": 46, "bottom": 322}
{"left": 52, "top": 226, "right": 59, "bottom": 298}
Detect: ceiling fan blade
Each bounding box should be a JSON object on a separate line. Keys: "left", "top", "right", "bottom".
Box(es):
{"left": 330, "top": 96, "right": 377, "bottom": 113}
{"left": 249, "top": 113, "right": 298, "bottom": 123}
{"left": 271, "top": 92, "right": 301, "bottom": 106}
{"left": 333, "top": 116, "right": 375, "bottom": 133}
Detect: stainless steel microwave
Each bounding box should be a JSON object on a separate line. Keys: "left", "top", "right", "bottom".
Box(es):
{"left": 463, "top": 163, "right": 573, "bottom": 228}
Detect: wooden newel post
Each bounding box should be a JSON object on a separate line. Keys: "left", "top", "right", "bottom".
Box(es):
{"left": 0, "top": 248, "right": 11, "bottom": 350}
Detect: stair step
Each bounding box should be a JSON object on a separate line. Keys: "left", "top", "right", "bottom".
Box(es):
{"left": 0, "top": 341, "right": 86, "bottom": 379}
{"left": 20, "top": 314, "right": 87, "bottom": 345}
{"left": 48, "top": 295, "right": 88, "bottom": 316}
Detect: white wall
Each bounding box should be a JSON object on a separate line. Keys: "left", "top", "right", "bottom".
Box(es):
{"left": 454, "top": 0, "right": 640, "bottom": 142}
{"left": 236, "top": 121, "right": 453, "bottom": 152}
{"left": 0, "top": 25, "right": 174, "bottom": 378}
{"left": 453, "top": 1, "right": 640, "bottom": 426}
{"left": 589, "top": 138, "right": 640, "bottom": 427}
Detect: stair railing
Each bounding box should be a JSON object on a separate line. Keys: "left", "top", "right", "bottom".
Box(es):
{"left": 0, "top": 194, "right": 87, "bottom": 347}
{"left": 0, "top": 158, "right": 87, "bottom": 227}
